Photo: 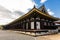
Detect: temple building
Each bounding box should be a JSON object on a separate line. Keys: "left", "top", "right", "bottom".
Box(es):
{"left": 55, "top": 20, "right": 60, "bottom": 32}
{"left": 4, "top": 5, "right": 60, "bottom": 36}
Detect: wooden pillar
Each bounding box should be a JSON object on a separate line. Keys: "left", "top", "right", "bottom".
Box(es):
{"left": 21, "top": 22, "right": 23, "bottom": 29}
{"left": 46, "top": 20, "right": 48, "bottom": 26}
{"left": 40, "top": 19, "right": 42, "bottom": 29}
{"left": 20, "top": 23, "right": 22, "bottom": 29}
{"left": 20, "top": 22, "right": 22, "bottom": 29}
{"left": 28, "top": 22, "right": 31, "bottom": 30}
{"left": 53, "top": 22, "right": 55, "bottom": 25}
{"left": 29, "top": 18, "right": 31, "bottom": 30}
{"left": 25, "top": 22, "right": 26, "bottom": 30}
{"left": 46, "top": 22, "right": 48, "bottom": 26}
{"left": 23, "top": 23, "right": 24, "bottom": 30}
{"left": 34, "top": 21, "right": 36, "bottom": 30}
{"left": 23, "top": 23, "right": 25, "bottom": 30}
{"left": 50, "top": 22, "right": 51, "bottom": 26}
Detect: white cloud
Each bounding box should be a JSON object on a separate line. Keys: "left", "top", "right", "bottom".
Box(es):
{"left": 0, "top": 6, "right": 15, "bottom": 25}
{"left": 0, "top": 18, "right": 14, "bottom": 25}
{"left": 0, "top": 11, "right": 22, "bottom": 25}
{"left": 0, "top": 6, "right": 24, "bottom": 25}
{"left": 0, "top": 0, "right": 37, "bottom": 25}
{"left": 47, "top": 9, "right": 55, "bottom": 15}
{"left": 0, "top": 0, "right": 37, "bottom": 13}
{"left": 40, "top": 0, "right": 47, "bottom": 3}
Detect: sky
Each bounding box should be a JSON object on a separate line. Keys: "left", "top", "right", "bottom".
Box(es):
{"left": 0, "top": 0, "right": 60, "bottom": 25}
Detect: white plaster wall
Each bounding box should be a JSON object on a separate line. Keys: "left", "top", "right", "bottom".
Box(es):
{"left": 26, "top": 23, "right": 28, "bottom": 29}
{"left": 36, "top": 22, "right": 40, "bottom": 29}
{"left": 31, "top": 22, "right": 34, "bottom": 29}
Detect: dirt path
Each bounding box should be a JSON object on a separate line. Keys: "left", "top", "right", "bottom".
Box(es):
{"left": 0, "top": 30, "right": 35, "bottom": 40}
{"left": 0, "top": 30, "right": 60, "bottom": 40}
{"left": 37, "top": 33, "right": 60, "bottom": 40}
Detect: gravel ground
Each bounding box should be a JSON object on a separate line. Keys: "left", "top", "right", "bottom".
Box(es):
{"left": 0, "top": 30, "right": 60, "bottom": 40}
{"left": 0, "top": 30, "right": 35, "bottom": 40}
{"left": 37, "top": 33, "right": 60, "bottom": 40}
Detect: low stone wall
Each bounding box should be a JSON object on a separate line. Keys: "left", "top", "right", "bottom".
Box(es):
{"left": 11, "top": 29, "right": 58, "bottom": 37}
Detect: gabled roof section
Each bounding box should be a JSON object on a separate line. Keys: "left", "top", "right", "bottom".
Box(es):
{"left": 7, "top": 5, "right": 60, "bottom": 25}
{"left": 18, "top": 6, "right": 59, "bottom": 21}
{"left": 39, "top": 4, "right": 49, "bottom": 15}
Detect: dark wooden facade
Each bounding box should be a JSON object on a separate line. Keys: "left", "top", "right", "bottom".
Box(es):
{"left": 4, "top": 5, "right": 59, "bottom": 33}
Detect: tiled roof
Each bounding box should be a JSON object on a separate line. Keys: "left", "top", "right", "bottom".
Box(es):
{"left": 7, "top": 5, "right": 60, "bottom": 25}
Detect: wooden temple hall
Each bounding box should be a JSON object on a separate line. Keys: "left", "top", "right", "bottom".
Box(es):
{"left": 4, "top": 5, "right": 60, "bottom": 35}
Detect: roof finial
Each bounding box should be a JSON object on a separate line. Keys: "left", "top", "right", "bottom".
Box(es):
{"left": 33, "top": 5, "right": 36, "bottom": 8}
{"left": 42, "top": 4, "right": 45, "bottom": 7}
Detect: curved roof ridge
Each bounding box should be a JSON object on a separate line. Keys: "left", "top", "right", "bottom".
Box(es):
{"left": 38, "top": 4, "right": 49, "bottom": 15}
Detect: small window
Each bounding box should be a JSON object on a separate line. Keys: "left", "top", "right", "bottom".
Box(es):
{"left": 27, "top": 19, "right": 29, "bottom": 21}
{"left": 41, "top": 19, "right": 44, "bottom": 20}
{"left": 30, "top": 18, "right": 34, "bottom": 20}
{"left": 36, "top": 17, "right": 40, "bottom": 20}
